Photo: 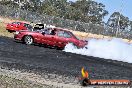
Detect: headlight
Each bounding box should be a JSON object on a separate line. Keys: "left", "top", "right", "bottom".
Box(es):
{"left": 15, "top": 31, "right": 20, "bottom": 34}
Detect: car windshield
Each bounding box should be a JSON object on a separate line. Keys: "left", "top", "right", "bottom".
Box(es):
{"left": 69, "top": 32, "right": 80, "bottom": 40}
{"left": 12, "top": 22, "right": 21, "bottom": 25}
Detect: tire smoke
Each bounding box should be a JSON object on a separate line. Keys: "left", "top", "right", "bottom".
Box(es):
{"left": 64, "top": 38, "right": 132, "bottom": 63}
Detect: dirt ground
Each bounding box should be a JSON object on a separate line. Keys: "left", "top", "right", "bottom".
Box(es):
{"left": 0, "top": 36, "right": 132, "bottom": 88}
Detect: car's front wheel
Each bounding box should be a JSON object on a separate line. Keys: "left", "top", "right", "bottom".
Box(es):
{"left": 24, "top": 35, "right": 33, "bottom": 45}
{"left": 68, "top": 42, "right": 79, "bottom": 49}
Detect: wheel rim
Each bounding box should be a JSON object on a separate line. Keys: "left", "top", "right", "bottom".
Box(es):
{"left": 25, "top": 36, "right": 33, "bottom": 44}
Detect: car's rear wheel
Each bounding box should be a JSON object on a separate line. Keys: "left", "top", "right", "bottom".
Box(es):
{"left": 24, "top": 35, "right": 33, "bottom": 45}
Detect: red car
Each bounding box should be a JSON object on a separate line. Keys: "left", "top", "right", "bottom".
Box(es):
{"left": 6, "top": 22, "right": 32, "bottom": 32}
{"left": 14, "top": 28, "right": 88, "bottom": 49}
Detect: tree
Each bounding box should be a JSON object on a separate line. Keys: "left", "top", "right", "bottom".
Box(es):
{"left": 130, "top": 21, "right": 132, "bottom": 31}
{"left": 107, "top": 12, "right": 130, "bottom": 37}
{"left": 0, "top": 0, "right": 108, "bottom": 24}
{"left": 71, "top": 0, "right": 108, "bottom": 24}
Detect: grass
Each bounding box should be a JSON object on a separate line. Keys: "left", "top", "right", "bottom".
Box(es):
{"left": 71, "top": 30, "right": 132, "bottom": 43}
{"left": 0, "top": 22, "right": 13, "bottom": 38}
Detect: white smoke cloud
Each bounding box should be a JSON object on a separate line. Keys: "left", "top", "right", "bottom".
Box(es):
{"left": 64, "top": 38, "right": 132, "bottom": 63}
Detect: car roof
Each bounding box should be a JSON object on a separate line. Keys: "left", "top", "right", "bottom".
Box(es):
{"left": 54, "top": 27, "right": 71, "bottom": 32}
{"left": 11, "top": 21, "right": 29, "bottom": 24}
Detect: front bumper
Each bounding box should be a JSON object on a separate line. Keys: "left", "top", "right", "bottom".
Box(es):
{"left": 78, "top": 41, "right": 88, "bottom": 48}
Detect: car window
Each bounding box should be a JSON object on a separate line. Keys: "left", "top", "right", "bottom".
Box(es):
{"left": 12, "top": 22, "right": 18, "bottom": 24}
{"left": 24, "top": 23, "right": 31, "bottom": 27}
{"left": 50, "top": 29, "right": 56, "bottom": 35}
{"left": 12, "top": 22, "right": 16, "bottom": 24}
{"left": 57, "top": 31, "right": 71, "bottom": 38}
{"left": 57, "top": 31, "right": 64, "bottom": 37}
{"left": 24, "top": 23, "right": 28, "bottom": 27}
{"left": 63, "top": 32, "right": 71, "bottom": 38}
{"left": 17, "top": 22, "right": 21, "bottom": 25}
{"left": 27, "top": 24, "right": 33, "bottom": 29}
{"left": 43, "top": 28, "right": 51, "bottom": 35}
{"left": 16, "top": 22, "right": 21, "bottom": 25}
{"left": 25, "top": 24, "right": 33, "bottom": 30}
{"left": 12, "top": 22, "right": 21, "bottom": 25}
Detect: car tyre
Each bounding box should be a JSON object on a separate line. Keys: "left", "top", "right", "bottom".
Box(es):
{"left": 24, "top": 35, "right": 34, "bottom": 45}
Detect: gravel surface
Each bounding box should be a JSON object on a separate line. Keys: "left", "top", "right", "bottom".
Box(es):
{"left": 0, "top": 68, "right": 130, "bottom": 88}
{"left": 0, "top": 36, "right": 132, "bottom": 87}
{"left": 0, "top": 75, "right": 46, "bottom": 88}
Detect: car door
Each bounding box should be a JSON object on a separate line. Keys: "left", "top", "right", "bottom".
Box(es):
{"left": 56, "top": 30, "right": 72, "bottom": 48}
{"left": 34, "top": 31, "right": 51, "bottom": 44}
{"left": 41, "top": 29, "right": 57, "bottom": 46}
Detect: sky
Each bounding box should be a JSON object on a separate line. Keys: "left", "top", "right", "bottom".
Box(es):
{"left": 67, "top": 0, "right": 132, "bottom": 22}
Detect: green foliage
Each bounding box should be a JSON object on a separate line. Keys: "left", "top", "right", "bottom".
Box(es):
{"left": 0, "top": 0, "right": 108, "bottom": 24}
{"left": 70, "top": 0, "right": 108, "bottom": 23}
{"left": 107, "top": 12, "right": 132, "bottom": 39}
{"left": 107, "top": 12, "right": 131, "bottom": 36}
{"left": 130, "top": 21, "right": 132, "bottom": 31}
